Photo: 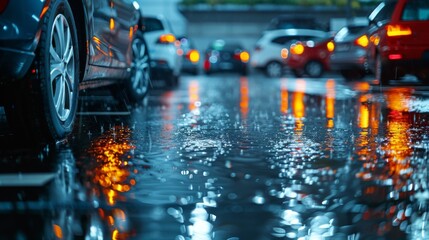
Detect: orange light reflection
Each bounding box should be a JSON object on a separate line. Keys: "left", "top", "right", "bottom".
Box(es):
{"left": 325, "top": 79, "right": 335, "bottom": 128}
{"left": 188, "top": 80, "right": 199, "bottom": 111}
{"left": 280, "top": 79, "right": 288, "bottom": 114}
{"left": 293, "top": 80, "right": 306, "bottom": 131}
{"left": 240, "top": 77, "right": 249, "bottom": 119}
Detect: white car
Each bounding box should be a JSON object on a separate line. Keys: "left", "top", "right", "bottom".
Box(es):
{"left": 143, "top": 15, "right": 182, "bottom": 87}
{"left": 251, "top": 29, "right": 329, "bottom": 78}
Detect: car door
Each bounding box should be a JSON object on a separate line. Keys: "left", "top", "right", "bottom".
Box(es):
{"left": 109, "top": 0, "right": 140, "bottom": 68}
{"left": 90, "top": 0, "right": 114, "bottom": 67}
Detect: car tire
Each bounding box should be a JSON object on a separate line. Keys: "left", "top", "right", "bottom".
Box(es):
{"left": 375, "top": 54, "right": 393, "bottom": 85}
{"left": 305, "top": 60, "right": 324, "bottom": 78}
{"left": 265, "top": 61, "right": 283, "bottom": 78}
{"left": 291, "top": 69, "right": 304, "bottom": 78}
{"left": 340, "top": 70, "right": 365, "bottom": 82}
{"left": 4, "top": 0, "right": 79, "bottom": 144}
{"left": 126, "top": 31, "right": 151, "bottom": 104}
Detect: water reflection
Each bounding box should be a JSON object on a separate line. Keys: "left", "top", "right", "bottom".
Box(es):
{"left": 239, "top": 77, "right": 249, "bottom": 120}
{"left": 293, "top": 79, "right": 306, "bottom": 133}
{"left": 0, "top": 146, "right": 104, "bottom": 239}
{"left": 87, "top": 126, "right": 135, "bottom": 239}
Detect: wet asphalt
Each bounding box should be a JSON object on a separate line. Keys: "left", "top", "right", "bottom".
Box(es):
{"left": 0, "top": 72, "right": 428, "bottom": 240}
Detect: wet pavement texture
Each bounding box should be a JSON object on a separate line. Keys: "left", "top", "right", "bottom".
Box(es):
{"left": 0, "top": 73, "right": 429, "bottom": 240}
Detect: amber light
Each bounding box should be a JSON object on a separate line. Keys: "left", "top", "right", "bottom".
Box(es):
{"left": 290, "top": 43, "right": 304, "bottom": 55}
{"left": 281, "top": 48, "right": 289, "bottom": 59}
{"left": 386, "top": 24, "right": 412, "bottom": 37}
{"left": 355, "top": 35, "right": 369, "bottom": 48}
{"left": 240, "top": 51, "right": 250, "bottom": 63}
{"left": 188, "top": 49, "right": 200, "bottom": 63}
{"left": 158, "top": 34, "right": 176, "bottom": 43}
{"left": 109, "top": 18, "right": 115, "bottom": 31}
{"left": 326, "top": 41, "right": 335, "bottom": 52}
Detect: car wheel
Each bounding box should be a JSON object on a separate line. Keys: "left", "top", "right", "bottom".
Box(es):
{"left": 126, "top": 31, "right": 151, "bottom": 103}
{"left": 305, "top": 61, "right": 324, "bottom": 78}
{"left": 4, "top": 0, "right": 79, "bottom": 144}
{"left": 291, "top": 69, "right": 304, "bottom": 78}
{"left": 375, "top": 54, "right": 393, "bottom": 85}
{"left": 265, "top": 61, "right": 283, "bottom": 78}
{"left": 340, "top": 70, "right": 365, "bottom": 82}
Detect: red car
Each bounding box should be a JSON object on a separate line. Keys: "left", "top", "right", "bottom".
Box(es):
{"left": 287, "top": 37, "right": 334, "bottom": 78}
{"left": 367, "top": 0, "right": 429, "bottom": 85}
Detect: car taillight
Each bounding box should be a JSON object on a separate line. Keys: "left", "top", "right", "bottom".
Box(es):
{"left": 187, "top": 49, "right": 200, "bottom": 63}
{"left": 326, "top": 41, "right": 335, "bottom": 52}
{"left": 354, "top": 35, "right": 369, "bottom": 48}
{"left": 386, "top": 24, "right": 412, "bottom": 37}
{"left": 157, "top": 33, "right": 176, "bottom": 44}
{"left": 290, "top": 43, "right": 304, "bottom": 55}
{"left": 281, "top": 48, "right": 289, "bottom": 59}
{"left": 240, "top": 51, "right": 250, "bottom": 63}
{"left": 0, "top": 0, "right": 9, "bottom": 13}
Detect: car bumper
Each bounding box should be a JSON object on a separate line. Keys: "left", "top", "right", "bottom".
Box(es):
{"left": 330, "top": 52, "right": 369, "bottom": 71}
{"left": 0, "top": 0, "right": 47, "bottom": 81}
{"left": 0, "top": 46, "right": 35, "bottom": 81}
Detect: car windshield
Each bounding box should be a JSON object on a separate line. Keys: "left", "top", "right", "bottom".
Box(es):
{"left": 368, "top": 1, "right": 397, "bottom": 23}
{"left": 402, "top": 0, "right": 429, "bottom": 21}
{"left": 144, "top": 17, "right": 164, "bottom": 32}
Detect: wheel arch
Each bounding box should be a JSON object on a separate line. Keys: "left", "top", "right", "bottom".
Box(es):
{"left": 68, "top": 0, "right": 88, "bottom": 83}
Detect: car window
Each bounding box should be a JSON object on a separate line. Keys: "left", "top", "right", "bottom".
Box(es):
{"left": 402, "top": 0, "right": 429, "bottom": 21}
{"left": 271, "top": 36, "right": 298, "bottom": 45}
{"left": 368, "top": 1, "right": 397, "bottom": 24}
{"left": 144, "top": 18, "right": 164, "bottom": 32}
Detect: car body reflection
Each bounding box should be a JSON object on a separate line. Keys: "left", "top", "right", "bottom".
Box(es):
{"left": 0, "top": 146, "right": 105, "bottom": 239}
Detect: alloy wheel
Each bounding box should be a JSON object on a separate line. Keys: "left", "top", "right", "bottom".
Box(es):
{"left": 49, "top": 14, "right": 75, "bottom": 122}
{"left": 131, "top": 38, "right": 150, "bottom": 95}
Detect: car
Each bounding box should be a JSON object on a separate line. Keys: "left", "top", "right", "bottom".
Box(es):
{"left": 251, "top": 29, "right": 330, "bottom": 78}
{"left": 178, "top": 36, "right": 200, "bottom": 75}
{"left": 0, "top": 0, "right": 151, "bottom": 144}
{"left": 330, "top": 23, "right": 371, "bottom": 81}
{"left": 203, "top": 39, "right": 249, "bottom": 76}
{"left": 366, "top": 0, "right": 429, "bottom": 85}
{"left": 143, "top": 15, "right": 182, "bottom": 87}
{"left": 287, "top": 36, "right": 334, "bottom": 78}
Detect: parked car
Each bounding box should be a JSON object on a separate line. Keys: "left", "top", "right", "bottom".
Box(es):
{"left": 203, "top": 40, "right": 249, "bottom": 76}
{"left": 0, "top": 0, "right": 151, "bottom": 144}
{"left": 287, "top": 37, "right": 334, "bottom": 78}
{"left": 143, "top": 15, "right": 182, "bottom": 87}
{"left": 366, "top": 0, "right": 429, "bottom": 85}
{"left": 178, "top": 36, "right": 200, "bottom": 75}
{"left": 330, "top": 23, "right": 371, "bottom": 81}
{"left": 251, "top": 29, "right": 330, "bottom": 78}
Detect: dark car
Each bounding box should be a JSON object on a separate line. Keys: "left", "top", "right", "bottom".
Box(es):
{"left": 366, "top": 0, "right": 429, "bottom": 85}
{"left": 203, "top": 40, "right": 249, "bottom": 76}
{"left": 0, "top": 0, "right": 151, "bottom": 144}
{"left": 287, "top": 37, "right": 334, "bottom": 78}
{"left": 330, "top": 23, "right": 371, "bottom": 81}
{"left": 178, "top": 36, "right": 200, "bottom": 75}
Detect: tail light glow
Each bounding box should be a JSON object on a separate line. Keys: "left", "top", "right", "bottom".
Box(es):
{"left": 187, "top": 49, "right": 200, "bottom": 63}
{"left": 158, "top": 34, "right": 176, "bottom": 44}
{"left": 290, "top": 43, "right": 304, "bottom": 55}
{"left": 281, "top": 48, "right": 289, "bottom": 59}
{"left": 355, "top": 35, "right": 369, "bottom": 48}
{"left": 327, "top": 41, "right": 335, "bottom": 52}
{"left": 388, "top": 54, "right": 402, "bottom": 60}
{"left": 386, "top": 24, "right": 412, "bottom": 37}
{"left": 240, "top": 51, "right": 250, "bottom": 63}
